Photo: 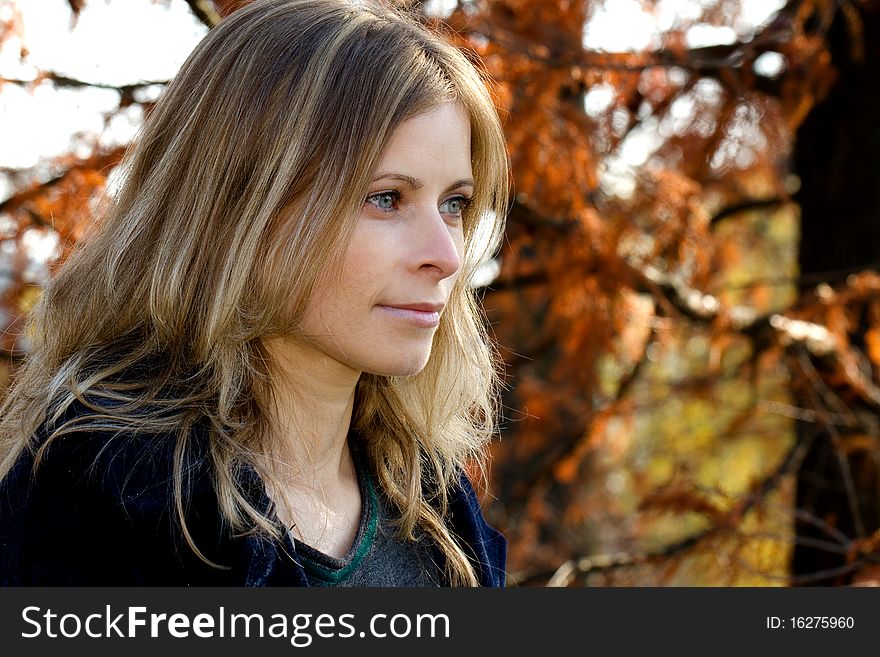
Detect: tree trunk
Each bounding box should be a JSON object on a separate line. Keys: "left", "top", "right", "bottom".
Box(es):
{"left": 791, "top": 3, "right": 880, "bottom": 585}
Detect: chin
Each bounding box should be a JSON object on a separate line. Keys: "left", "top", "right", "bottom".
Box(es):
{"left": 364, "top": 350, "right": 432, "bottom": 377}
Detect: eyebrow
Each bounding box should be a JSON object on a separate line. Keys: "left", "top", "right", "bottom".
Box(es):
{"left": 370, "top": 172, "right": 475, "bottom": 191}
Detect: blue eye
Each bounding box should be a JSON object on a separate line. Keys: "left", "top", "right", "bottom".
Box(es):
{"left": 440, "top": 195, "right": 471, "bottom": 217}
{"left": 367, "top": 191, "right": 399, "bottom": 211}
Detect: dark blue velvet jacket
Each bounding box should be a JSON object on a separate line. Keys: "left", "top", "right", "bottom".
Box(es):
{"left": 0, "top": 408, "right": 506, "bottom": 587}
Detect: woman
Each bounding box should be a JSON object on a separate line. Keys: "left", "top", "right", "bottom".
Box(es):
{"left": 0, "top": 0, "right": 509, "bottom": 586}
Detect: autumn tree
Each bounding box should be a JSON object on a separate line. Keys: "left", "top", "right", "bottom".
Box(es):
{"left": 1, "top": 0, "right": 878, "bottom": 586}
{"left": 436, "top": 0, "right": 880, "bottom": 586}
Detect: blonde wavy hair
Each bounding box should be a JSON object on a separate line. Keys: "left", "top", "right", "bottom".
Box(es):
{"left": 0, "top": 0, "right": 509, "bottom": 586}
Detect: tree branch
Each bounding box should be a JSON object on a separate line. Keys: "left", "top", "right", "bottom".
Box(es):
{"left": 182, "top": 0, "right": 222, "bottom": 29}
{"left": 516, "top": 435, "right": 807, "bottom": 586}
{"left": 1, "top": 72, "right": 168, "bottom": 96}
{"left": 709, "top": 197, "right": 793, "bottom": 229}
{"left": 0, "top": 148, "right": 126, "bottom": 217}
{"left": 0, "top": 348, "right": 27, "bottom": 364}
{"left": 471, "top": 0, "right": 806, "bottom": 76}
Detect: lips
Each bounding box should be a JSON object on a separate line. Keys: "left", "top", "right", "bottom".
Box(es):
{"left": 376, "top": 302, "right": 445, "bottom": 328}
{"left": 383, "top": 302, "right": 445, "bottom": 313}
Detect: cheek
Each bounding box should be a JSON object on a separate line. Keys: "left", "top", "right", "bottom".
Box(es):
{"left": 301, "top": 242, "right": 381, "bottom": 332}
{"left": 338, "top": 237, "right": 381, "bottom": 284}
{"left": 299, "top": 289, "right": 330, "bottom": 336}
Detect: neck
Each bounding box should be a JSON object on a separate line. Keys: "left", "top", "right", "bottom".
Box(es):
{"left": 261, "top": 335, "right": 361, "bottom": 489}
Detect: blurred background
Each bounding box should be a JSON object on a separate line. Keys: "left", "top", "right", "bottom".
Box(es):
{"left": 2, "top": 0, "right": 879, "bottom": 586}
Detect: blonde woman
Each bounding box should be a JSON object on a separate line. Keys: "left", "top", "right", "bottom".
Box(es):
{"left": 0, "top": 0, "right": 508, "bottom": 586}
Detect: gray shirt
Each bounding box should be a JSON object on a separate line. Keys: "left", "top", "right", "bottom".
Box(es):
{"left": 292, "top": 443, "right": 445, "bottom": 587}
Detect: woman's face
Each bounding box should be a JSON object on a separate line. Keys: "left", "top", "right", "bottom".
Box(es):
{"left": 299, "top": 102, "right": 472, "bottom": 378}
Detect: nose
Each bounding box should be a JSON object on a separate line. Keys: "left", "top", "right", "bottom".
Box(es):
{"left": 412, "top": 207, "right": 463, "bottom": 280}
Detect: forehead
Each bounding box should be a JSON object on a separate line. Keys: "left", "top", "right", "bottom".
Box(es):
{"left": 373, "top": 102, "right": 473, "bottom": 177}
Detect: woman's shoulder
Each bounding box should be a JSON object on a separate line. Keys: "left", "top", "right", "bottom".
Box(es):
{"left": 0, "top": 398, "right": 228, "bottom": 585}
{"left": 447, "top": 471, "right": 508, "bottom": 587}
{"left": 30, "top": 399, "right": 202, "bottom": 508}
